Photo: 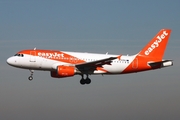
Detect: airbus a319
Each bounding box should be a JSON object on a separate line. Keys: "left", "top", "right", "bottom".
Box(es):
{"left": 7, "top": 29, "right": 173, "bottom": 85}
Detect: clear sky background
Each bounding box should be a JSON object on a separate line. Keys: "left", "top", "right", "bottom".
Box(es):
{"left": 0, "top": 0, "right": 180, "bottom": 120}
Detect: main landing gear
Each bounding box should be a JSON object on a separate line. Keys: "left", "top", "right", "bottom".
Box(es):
{"left": 80, "top": 74, "right": 91, "bottom": 85}
{"left": 28, "top": 70, "right": 34, "bottom": 81}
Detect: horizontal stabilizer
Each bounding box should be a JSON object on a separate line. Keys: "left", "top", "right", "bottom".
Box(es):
{"left": 148, "top": 60, "right": 173, "bottom": 69}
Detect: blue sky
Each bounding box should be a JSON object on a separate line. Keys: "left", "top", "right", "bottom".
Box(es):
{"left": 0, "top": 0, "right": 180, "bottom": 120}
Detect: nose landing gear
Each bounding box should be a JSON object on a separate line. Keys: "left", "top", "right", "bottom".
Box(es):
{"left": 28, "top": 70, "right": 34, "bottom": 81}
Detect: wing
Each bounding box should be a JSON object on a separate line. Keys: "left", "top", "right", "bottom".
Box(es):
{"left": 75, "top": 56, "right": 121, "bottom": 73}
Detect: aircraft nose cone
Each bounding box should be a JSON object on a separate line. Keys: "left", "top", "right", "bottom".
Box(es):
{"left": 7, "top": 57, "right": 15, "bottom": 66}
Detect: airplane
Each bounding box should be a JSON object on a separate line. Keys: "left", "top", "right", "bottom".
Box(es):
{"left": 7, "top": 29, "right": 173, "bottom": 85}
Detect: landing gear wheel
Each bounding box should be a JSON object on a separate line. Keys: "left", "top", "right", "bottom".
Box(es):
{"left": 79, "top": 74, "right": 92, "bottom": 85}
{"left": 80, "top": 79, "right": 85, "bottom": 85}
{"left": 85, "top": 78, "right": 91, "bottom": 84}
{"left": 28, "top": 70, "right": 34, "bottom": 81}
{"left": 28, "top": 76, "right": 33, "bottom": 81}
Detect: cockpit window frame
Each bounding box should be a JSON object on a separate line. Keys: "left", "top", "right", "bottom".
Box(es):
{"left": 14, "top": 54, "right": 24, "bottom": 57}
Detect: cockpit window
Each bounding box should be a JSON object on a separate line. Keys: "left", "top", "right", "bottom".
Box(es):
{"left": 14, "top": 54, "right": 24, "bottom": 57}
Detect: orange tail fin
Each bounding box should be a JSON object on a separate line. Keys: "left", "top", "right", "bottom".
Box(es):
{"left": 138, "top": 29, "right": 171, "bottom": 60}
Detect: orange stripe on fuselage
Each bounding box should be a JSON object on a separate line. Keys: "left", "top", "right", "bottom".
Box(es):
{"left": 18, "top": 49, "right": 111, "bottom": 73}
{"left": 18, "top": 49, "right": 86, "bottom": 64}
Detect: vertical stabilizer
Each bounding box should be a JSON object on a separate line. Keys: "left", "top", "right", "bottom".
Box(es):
{"left": 138, "top": 29, "right": 171, "bottom": 60}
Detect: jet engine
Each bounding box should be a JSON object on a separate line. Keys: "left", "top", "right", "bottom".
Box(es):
{"left": 51, "top": 66, "right": 75, "bottom": 78}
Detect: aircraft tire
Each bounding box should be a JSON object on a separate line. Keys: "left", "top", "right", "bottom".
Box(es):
{"left": 85, "top": 78, "right": 91, "bottom": 84}
{"left": 28, "top": 76, "right": 33, "bottom": 81}
{"left": 80, "top": 79, "right": 85, "bottom": 85}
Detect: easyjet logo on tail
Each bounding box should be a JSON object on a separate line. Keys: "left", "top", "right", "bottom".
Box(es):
{"left": 145, "top": 31, "right": 168, "bottom": 55}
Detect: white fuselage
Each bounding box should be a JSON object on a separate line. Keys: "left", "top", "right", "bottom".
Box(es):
{"left": 7, "top": 51, "right": 136, "bottom": 74}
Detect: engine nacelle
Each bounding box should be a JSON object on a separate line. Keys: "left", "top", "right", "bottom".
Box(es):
{"left": 51, "top": 66, "right": 75, "bottom": 78}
